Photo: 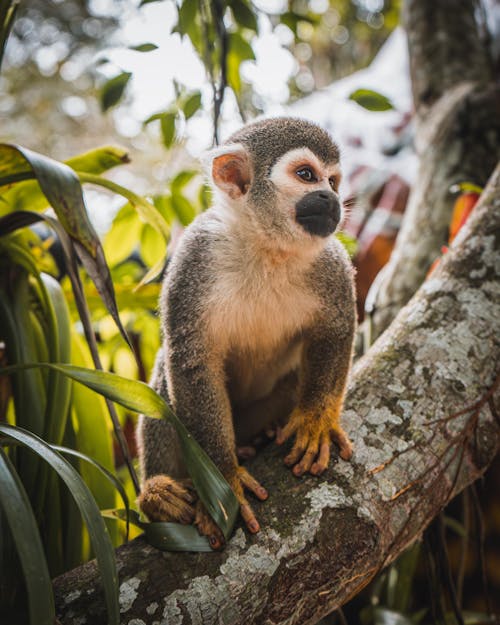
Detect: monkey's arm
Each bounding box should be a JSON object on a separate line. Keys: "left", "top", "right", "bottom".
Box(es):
{"left": 140, "top": 228, "right": 267, "bottom": 545}
{"left": 277, "top": 245, "right": 356, "bottom": 476}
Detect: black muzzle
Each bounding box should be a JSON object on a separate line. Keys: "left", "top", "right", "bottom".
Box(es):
{"left": 295, "top": 190, "right": 341, "bottom": 237}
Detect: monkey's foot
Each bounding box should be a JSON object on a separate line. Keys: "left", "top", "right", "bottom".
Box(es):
{"left": 194, "top": 501, "right": 226, "bottom": 550}
{"left": 138, "top": 475, "right": 196, "bottom": 524}
{"left": 276, "top": 403, "right": 353, "bottom": 477}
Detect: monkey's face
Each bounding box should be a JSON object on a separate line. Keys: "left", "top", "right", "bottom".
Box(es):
{"left": 268, "top": 147, "right": 342, "bottom": 239}
{"left": 210, "top": 141, "right": 342, "bottom": 244}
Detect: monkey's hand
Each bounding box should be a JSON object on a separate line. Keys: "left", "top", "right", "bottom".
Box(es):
{"left": 194, "top": 466, "right": 268, "bottom": 550}
{"left": 137, "top": 475, "right": 196, "bottom": 524}
{"left": 276, "top": 397, "right": 353, "bottom": 477}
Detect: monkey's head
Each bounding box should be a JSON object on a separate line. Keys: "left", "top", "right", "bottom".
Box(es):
{"left": 207, "top": 117, "right": 342, "bottom": 245}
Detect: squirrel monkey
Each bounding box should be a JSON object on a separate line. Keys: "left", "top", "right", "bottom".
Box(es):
{"left": 137, "top": 117, "right": 356, "bottom": 549}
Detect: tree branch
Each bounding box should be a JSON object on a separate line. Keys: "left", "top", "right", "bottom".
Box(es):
{"left": 53, "top": 165, "right": 500, "bottom": 625}
{"left": 367, "top": 0, "right": 500, "bottom": 339}
{"left": 403, "top": 0, "right": 491, "bottom": 114}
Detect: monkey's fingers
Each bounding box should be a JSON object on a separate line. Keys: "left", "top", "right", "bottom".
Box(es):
{"left": 240, "top": 502, "right": 260, "bottom": 534}
{"left": 194, "top": 501, "right": 225, "bottom": 550}
{"left": 275, "top": 418, "right": 298, "bottom": 445}
{"left": 332, "top": 427, "right": 353, "bottom": 460}
{"left": 310, "top": 439, "right": 331, "bottom": 476}
{"left": 237, "top": 466, "right": 268, "bottom": 501}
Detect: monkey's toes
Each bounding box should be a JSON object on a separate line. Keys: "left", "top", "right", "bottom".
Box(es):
{"left": 237, "top": 466, "right": 268, "bottom": 501}
{"left": 138, "top": 475, "right": 196, "bottom": 524}
{"left": 240, "top": 502, "right": 260, "bottom": 534}
{"left": 194, "top": 502, "right": 225, "bottom": 550}
{"left": 333, "top": 428, "right": 353, "bottom": 461}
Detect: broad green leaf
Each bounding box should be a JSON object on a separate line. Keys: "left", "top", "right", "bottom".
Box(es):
{"left": 0, "top": 448, "right": 55, "bottom": 625}
{"left": 349, "top": 88, "right": 394, "bottom": 112}
{"left": 103, "top": 508, "right": 213, "bottom": 552}
{"left": 178, "top": 0, "right": 198, "bottom": 37}
{"left": 170, "top": 170, "right": 198, "bottom": 194}
{"left": 104, "top": 202, "right": 141, "bottom": 267}
{"left": 129, "top": 42, "right": 158, "bottom": 52}
{"left": 140, "top": 222, "right": 165, "bottom": 267}
{"left": 77, "top": 173, "right": 170, "bottom": 241}
{"left": 70, "top": 333, "right": 119, "bottom": 534}
{"left": 171, "top": 192, "right": 196, "bottom": 226}
{"left": 229, "top": 0, "right": 258, "bottom": 31}
{"left": 228, "top": 31, "right": 256, "bottom": 61}
{"left": 145, "top": 521, "right": 214, "bottom": 552}
{"left": 161, "top": 112, "right": 177, "bottom": 148}
{"left": 0, "top": 424, "right": 120, "bottom": 625}
{"left": 181, "top": 91, "right": 202, "bottom": 120}
{"left": 0, "top": 363, "right": 239, "bottom": 544}
{"left": 0, "top": 145, "right": 130, "bottom": 214}
{"left": 65, "top": 145, "right": 130, "bottom": 175}
{"left": 100, "top": 72, "right": 132, "bottom": 112}
{"left": 0, "top": 144, "right": 131, "bottom": 351}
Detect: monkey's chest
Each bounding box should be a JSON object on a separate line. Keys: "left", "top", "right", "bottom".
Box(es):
{"left": 206, "top": 269, "right": 318, "bottom": 403}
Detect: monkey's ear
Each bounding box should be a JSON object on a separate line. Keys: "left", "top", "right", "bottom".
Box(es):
{"left": 209, "top": 145, "right": 252, "bottom": 199}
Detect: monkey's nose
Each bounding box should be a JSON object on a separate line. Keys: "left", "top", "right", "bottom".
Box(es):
{"left": 295, "top": 190, "right": 341, "bottom": 237}
{"left": 317, "top": 191, "right": 332, "bottom": 201}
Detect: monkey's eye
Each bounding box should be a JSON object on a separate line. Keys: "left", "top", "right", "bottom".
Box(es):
{"left": 329, "top": 177, "right": 338, "bottom": 191}
{"left": 296, "top": 167, "right": 317, "bottom": 183}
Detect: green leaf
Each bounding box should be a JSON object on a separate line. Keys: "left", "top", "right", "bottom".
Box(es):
{"left": 0, "top": 424, "right": 120, "bottom": 625}
{"left": 0, "top": 145, "right": 130, "bottom": 214}
{"left": 52, "top": 443, "right": 130, "bottom": 539}
{"left": 129, "top": 42, "right": 158, "bottom": 52}
{"left": 104, "top": 202, "right": 141, "bottom": 267}
{"left": 140, "top": 222, "right": 166, "bottom": 267}
{"left": 103, "top": 509, "right": 213, "bottom": 552}
{"left": 65, "top": 145, "right": 130, "bottom": 175}
{"left": 170, "top": 170, "right": 197, "bottom": 194}
{"left": 160, "top": 112, "right": 177, "bottom": 148}
{"left": 171, "top": 193, "right": 196, "bottom": 226}
{"left": 0, "top": 363, "right": 240, "bottom": 546}
{"left": 0, "top": 448, "right": 55, "bottom": 625}
{"left": 336, "top": 232, "right": 358, "bottom": 258}
{"left": 348, "top": 88, "right": 394, "bottom": 112}
{"left": 181, "top": 91, "right": 202, "bottom": 120}
{"left": 228, "top": 32, "right": 256, "bottom": 61}
{"left": 178, "top": 0, "right": 198, "bottom": 35}
{"left": 139, "top": 0, "right": 161, "bottom": 5}
{"left": 0, "top": 144, "right": 132, "bottom": 351}
{"left": 100, "top": 72, "right": 132, "bottom": 112}
{"left": 450, "top": 181, "right": 483, "bottom": 195}
{"left": 229, "top": 0, "right": 258, "bottom": 31}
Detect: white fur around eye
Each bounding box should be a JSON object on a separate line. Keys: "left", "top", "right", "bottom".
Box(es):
{"left": 269, "top": 147, "right": 340, "bottom": 197}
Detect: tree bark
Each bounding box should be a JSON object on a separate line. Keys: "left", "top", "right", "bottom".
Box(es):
{"left": 367, "top": 0, "right": 500, "bottom": 340}
{"left": 53, "top": 165, "right": 500, "bottom": 625}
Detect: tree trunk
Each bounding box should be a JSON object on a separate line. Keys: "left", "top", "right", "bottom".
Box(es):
{"left": 367, "top": 0, "right": 499, "bottom": 339}
{"left": 53, "top": 165, "right": 500, "bottom": 625}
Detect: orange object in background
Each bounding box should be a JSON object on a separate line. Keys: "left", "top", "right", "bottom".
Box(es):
{"left": 427, "top": 190, "right": 480, "bottom": 277}
{"left": 449, "top": 191, "right": 479, "bottom": 242}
